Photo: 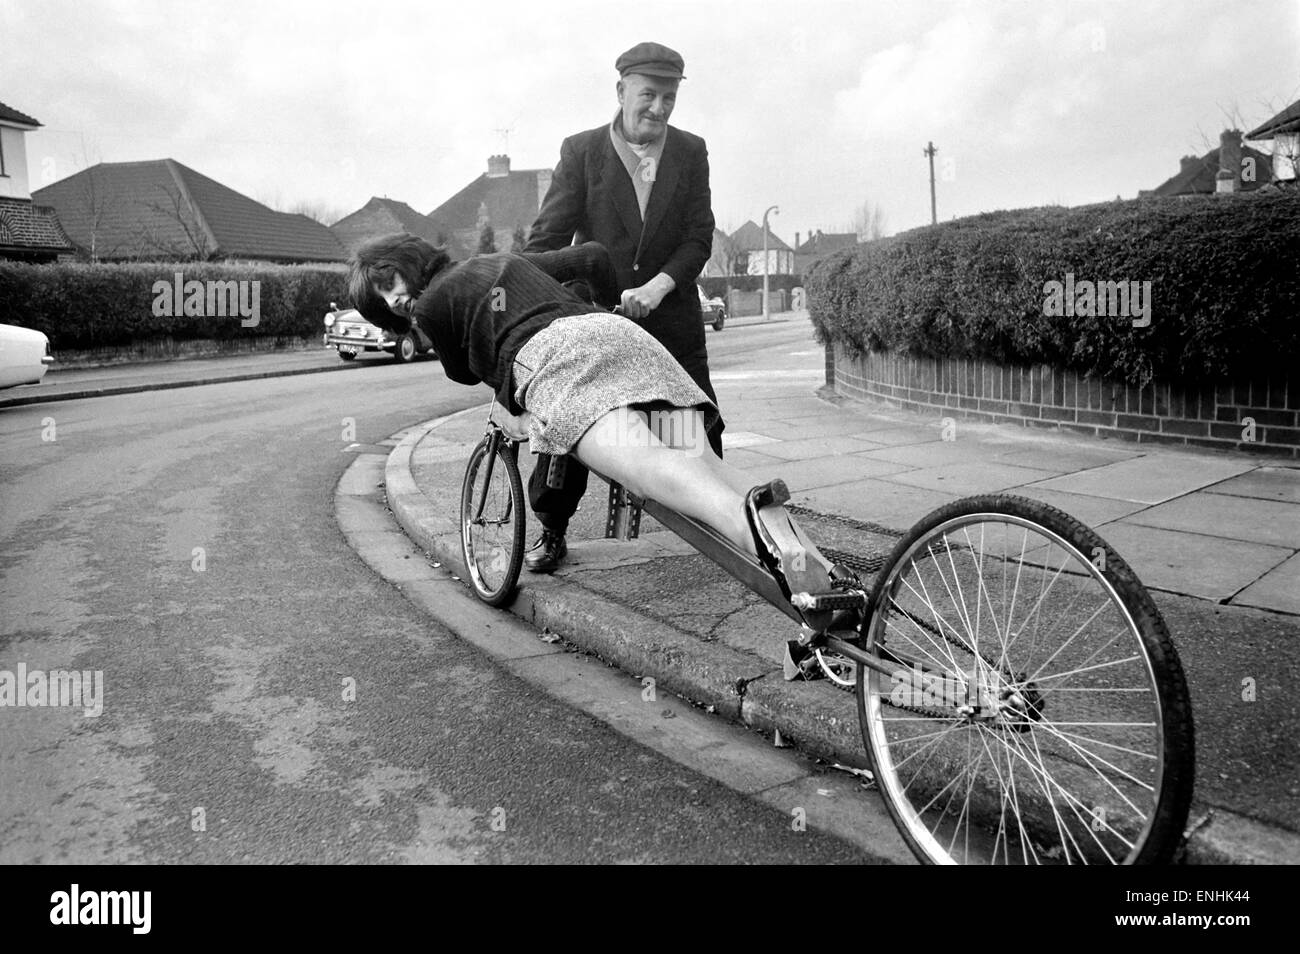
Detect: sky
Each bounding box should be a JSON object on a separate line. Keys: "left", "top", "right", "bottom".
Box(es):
{"left": 4, "top": 0, "right": 1298, "bottom": 245}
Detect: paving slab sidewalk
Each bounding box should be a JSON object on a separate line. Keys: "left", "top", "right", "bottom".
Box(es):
{"left": 388, "top": 359, "right": 1300, "bottom": 864}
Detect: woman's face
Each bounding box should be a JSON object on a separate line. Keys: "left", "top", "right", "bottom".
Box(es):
{"left": 377, "top": 274, "right": 413, "bottom": 316}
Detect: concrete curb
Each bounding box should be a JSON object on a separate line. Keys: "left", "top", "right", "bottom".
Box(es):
{"left": 0, "top": 359, "right": 362, "bottom": 409}
{"left": 385, "top": 408, "right": 1299, "bottom": 865}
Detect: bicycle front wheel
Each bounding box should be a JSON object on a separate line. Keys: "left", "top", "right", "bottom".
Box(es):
{"left": 459, "top": 435, "right": 526, "bottom": 607}
{"left": 858, "top": 495, "right": 1194, "bottom": 865}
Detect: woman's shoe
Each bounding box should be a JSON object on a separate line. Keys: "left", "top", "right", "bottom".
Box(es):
{"left": 744, "top": 479, "right": 789, "bottom": 589}
{"left": 744, "top": 480, "right": 836, "bottom": 631}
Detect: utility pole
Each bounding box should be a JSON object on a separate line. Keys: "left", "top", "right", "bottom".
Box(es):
{"left": 761, "top": 205, "right": 779, "bottom": 321}
{"left": 923, "top": 141, "right": 938, "bottom": 225}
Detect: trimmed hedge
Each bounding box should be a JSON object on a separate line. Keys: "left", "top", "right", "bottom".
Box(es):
{"left": 0, "top": 261, "right": 349, "bottom": 351}
{"left": 806, "top": 192, "right": 1300, "bottom": 383}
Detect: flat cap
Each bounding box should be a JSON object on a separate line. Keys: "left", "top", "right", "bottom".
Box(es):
{"left": 615, "top": 41, "right": 685, "bottom": 79}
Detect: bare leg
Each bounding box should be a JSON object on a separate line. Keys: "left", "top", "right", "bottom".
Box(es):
{"left": 575, "top": 407, "right": 843, "bottom": 634}
{"left": 573, "top": 408, "right": 756, "bottom": 557}
{"left": 636, "top": 405, "right": 765, "bottom": 497}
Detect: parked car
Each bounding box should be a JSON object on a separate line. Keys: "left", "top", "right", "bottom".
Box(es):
{"left": 697, "top": 286, "right": 726, "bottom": 331}
{"left": 0, "top": 323, "right": 54, "bottom": 389}
{"left": 323, "top": 302, "right": 436, "bottom": 363}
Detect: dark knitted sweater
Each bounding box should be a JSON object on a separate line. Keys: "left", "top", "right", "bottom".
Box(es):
{"left": 410, "top": 243, "right": 619, "bottom": 413}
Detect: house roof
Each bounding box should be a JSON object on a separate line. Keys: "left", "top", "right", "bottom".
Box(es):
{"left": 32, "top": 159, "right": 347, "bottom": 262}
{"left": 1246, "top": 98, "right": 1300, "bottom": 141}
{"left": 0, "top": 101, "right": 41, "bottom": 127}
{"left": 427, "top": 168, "right": 549, "bottom": 236}
{"left": 331, "top": 196, "right": 471, "bottom": 259}
{"left": 0, "top": 196, "right": 73, "bottom": 252}
{"left": 730, "top": 219, "right": 793, "bottom": 252}
{"left": 794, "top": 231, "right": 857, "bottom": 255}
{"left": 1143, "top": 142, "right": 1275, "bottom": 197}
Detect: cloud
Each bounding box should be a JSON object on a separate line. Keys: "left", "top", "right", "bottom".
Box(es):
{"left": 6, "top": 0, "right": 1298, "bottom": 239}
{"left": 832, "top": 10, "right": 1106, "bottom": 152}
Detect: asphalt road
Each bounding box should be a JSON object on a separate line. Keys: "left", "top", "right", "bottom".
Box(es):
{"left": 1, "top": 322, "right": 881, "bottom": 863}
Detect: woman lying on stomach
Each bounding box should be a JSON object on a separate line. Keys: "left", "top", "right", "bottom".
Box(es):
{"left": 347, "top": 235, "right": 839, "bottom": 623}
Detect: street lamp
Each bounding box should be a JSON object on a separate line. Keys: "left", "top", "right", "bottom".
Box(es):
{"left": 762, "top": 205, "right": 779, "bottom": 321}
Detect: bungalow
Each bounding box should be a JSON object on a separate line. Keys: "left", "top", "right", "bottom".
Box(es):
{"left": 792, "top": 230, "right": 857, "bottom": 277}
{"left": 0, "top": 101, "right": 74, "bottom": 262}
{"left": 426, "top": 155, "right": 553, "bottom": 254}
{"left": 331, "top": 196, "right": 471, "bottom": 260}
{"left": 33, "top": 159, "right": 346, "bottom": 263}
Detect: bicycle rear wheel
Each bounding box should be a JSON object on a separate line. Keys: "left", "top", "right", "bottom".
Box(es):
{"left": 459, "top": 435, "right": 526, "bottom": 607}
{"left": 857, "top": 495, "right": 1194, "bottom": 865}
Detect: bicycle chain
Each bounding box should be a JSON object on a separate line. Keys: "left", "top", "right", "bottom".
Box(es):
{"left": 805, "top": 578, "right": 955, "bottom": 718}
{"left": 797, "top": 549, "right": 1015, "bottom": 723}
{"left": 820, "top": 569, "right": 1013, "bottom": 720}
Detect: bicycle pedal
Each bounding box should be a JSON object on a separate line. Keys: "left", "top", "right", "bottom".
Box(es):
{"left": 791, "top": 590, "right": 867, "bottom": 613}
{"left": 783, "top": 639, "right": 825, "bottom": 682}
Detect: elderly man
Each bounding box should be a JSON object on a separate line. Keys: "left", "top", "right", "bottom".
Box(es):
{"left": 521, "top": 40, "right": 722, "bottom": 572}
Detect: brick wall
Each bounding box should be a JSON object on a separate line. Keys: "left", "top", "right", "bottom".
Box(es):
{"left": 728, "top": 289, "right": 789, "bottom": 316}
{"left": 830, "top": 344, "right": 1299, "bottom": 459}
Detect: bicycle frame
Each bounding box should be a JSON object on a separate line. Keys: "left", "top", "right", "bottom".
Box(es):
{"left": 470, "top": 418, "right": 952, "bottom": 686}
{"left": 632, "top": 489, "right": 901, "bottom": 684}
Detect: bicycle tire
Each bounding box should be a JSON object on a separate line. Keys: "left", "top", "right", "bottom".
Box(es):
{"left": 459, "top": 436, "right": 526, "bottom": 607}
{"left": 857, "top": 494, "right": 1194, "bottom": 865}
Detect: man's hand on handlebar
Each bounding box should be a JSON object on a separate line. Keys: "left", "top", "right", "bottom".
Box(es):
{"left": 618, "top": 272, "right": 676, "bottom": 320}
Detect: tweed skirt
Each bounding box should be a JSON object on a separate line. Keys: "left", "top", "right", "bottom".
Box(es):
{"left": 512, "top": 312, "right": 719, "bottom": 456}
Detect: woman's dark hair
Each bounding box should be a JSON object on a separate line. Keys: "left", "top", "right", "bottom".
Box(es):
{"left": 346, "top": 233, "right": 452, "bottom": 332}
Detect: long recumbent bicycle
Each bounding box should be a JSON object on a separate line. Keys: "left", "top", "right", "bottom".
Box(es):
{"left": 458, "top": 411, "right": 1195, "bottom": 866}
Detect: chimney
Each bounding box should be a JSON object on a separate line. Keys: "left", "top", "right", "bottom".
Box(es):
{"left": 1179, "top": 155, "right": 1199, "bottom": 172}
{"left": 1218, "top": 130, "right": 1242, "bottom": 193}
{"left": 487, "top": 155, "right": 510, "bottom": 178}
{"left": 795, "top": 231, "right": 800, "bottom": 250}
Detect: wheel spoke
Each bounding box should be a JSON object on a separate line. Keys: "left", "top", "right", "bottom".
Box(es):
{"left": 860, "top": 500, "right": 1189, "bottom": 865}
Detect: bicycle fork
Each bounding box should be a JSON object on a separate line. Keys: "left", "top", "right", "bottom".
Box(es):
{"left": 470, "top": 429, "right": 516, "bottom": 526}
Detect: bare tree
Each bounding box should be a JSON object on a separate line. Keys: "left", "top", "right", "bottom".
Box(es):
{"left": 850, "top": 199, "right": 888, "bottom": 241}
{"left": 254, "top": 187, "right": 284, "bottom": 212}
{"left": 710, "top": 223, "right": 748, "bottom": 281}
{"left": 136, "top": 184, "right": 216, "bottom": 261}
{"left": 1195, "top": 90, "right": 1300, "bottom": 187}
{"left": 283, "top": 198, "right": 347, "bottom": 226}
{"left": 61, "top": 136, "right": 122, "bottom": 262}
{"left": 75, "top": 165, "right": 119, "bottom": 262}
